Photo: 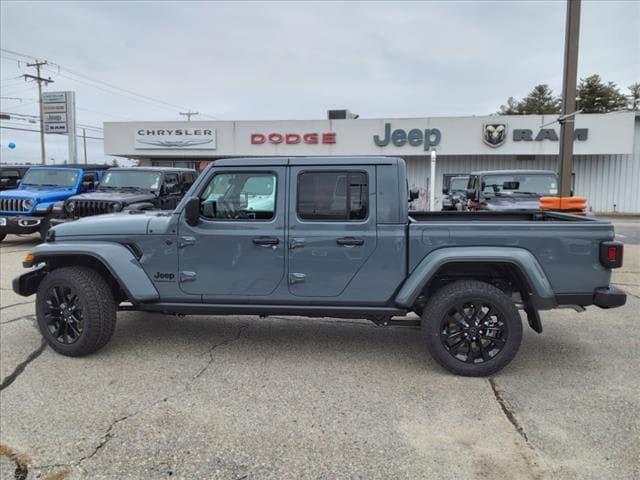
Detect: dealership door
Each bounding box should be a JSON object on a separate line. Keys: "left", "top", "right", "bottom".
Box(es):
{"left": 287, "top": 166, "right": 377, "bottom": 297}
{"left": 178, "top": 167, "right": 286, "bottom": 297}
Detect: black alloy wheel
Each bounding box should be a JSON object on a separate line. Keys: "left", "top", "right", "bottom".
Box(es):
{"left": 421, "top": 280, "right": 523, "bottom": 377}
{"left": 43, "top": 284, "right": 84, "bottom": 344}
{"left": 439, "top": 301, "right": 508, "bottom": 364}
{"left": 36, "top": 266, "right": 117, "bottom": 356}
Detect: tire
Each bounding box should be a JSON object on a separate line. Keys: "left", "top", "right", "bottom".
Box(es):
{"left": 421, "top": 280, "right": 522, "bottom": 377}
{"left": 0, "top": 233, "right": 6, "bottom": 242}
{"left": 36, "top": 266, "right": 117, "bottom": 356}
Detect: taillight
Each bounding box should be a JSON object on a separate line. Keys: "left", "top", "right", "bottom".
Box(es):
{"left": 600, "top": 241, "right": 623, "bottom": 269}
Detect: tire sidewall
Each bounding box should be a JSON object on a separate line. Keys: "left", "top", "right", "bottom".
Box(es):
{"left": 36, "top": 270, "right": 97, "bottom": 355}
{"left": 422, "top": 281, "right": 523, "bottom": 377}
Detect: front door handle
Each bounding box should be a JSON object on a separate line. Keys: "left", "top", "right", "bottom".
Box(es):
{"left": 336, "top": 237, "right": 364, "bottom": 246}
{"left": 253, "top": 237, "right": 280, "bottom": 247}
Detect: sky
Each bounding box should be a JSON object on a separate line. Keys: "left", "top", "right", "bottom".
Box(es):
{"left": 1, "top": 0, "right": 638, "bottom": 165}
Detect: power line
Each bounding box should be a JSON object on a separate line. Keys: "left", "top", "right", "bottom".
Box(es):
{"left": 1, "top": 48, "right": 217, "bottom": 119}
{"left": 0, "top": 125, "right": 104, "bottom": 140}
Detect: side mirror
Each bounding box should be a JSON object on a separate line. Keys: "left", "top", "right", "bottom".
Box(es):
{"left": 466, "top": 188, "right": 477, "bottom": 200}
{"left": 184, "top": 197, "right": 200, "bottom": 226}
{"left": 442, "top": 187, "right": 449, "bottom": 195}
{"left": 81, "top": 181, "right": 93, "bottom": 192}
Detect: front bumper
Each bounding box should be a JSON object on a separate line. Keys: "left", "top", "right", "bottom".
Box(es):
{"left": 12, "top": 264, "right": 48, "bottom": 297}
{"left": 0, "top": 215, "right": 45, "bottom": 235}
{"left": 593, "top": 286, "right": 627, "bottom": 309}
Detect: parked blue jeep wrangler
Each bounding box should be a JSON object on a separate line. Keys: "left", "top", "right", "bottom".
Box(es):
{"left": 0, "top": 164, "right": 107, "bottom": 242}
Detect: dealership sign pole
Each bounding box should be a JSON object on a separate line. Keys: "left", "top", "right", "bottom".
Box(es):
{"left": 42, "top": 91, "right": 78, "bottom": 163}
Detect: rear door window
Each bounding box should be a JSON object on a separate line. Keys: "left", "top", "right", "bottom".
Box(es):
{"left": 297, "top": 171, "right": 368, "bottom": 221}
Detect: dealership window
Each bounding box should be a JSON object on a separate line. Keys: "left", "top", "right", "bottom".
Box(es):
{"left": 199, "top": 172, "right": 276, "bottom": 220}
{"left": 297, "top": 171, "right": 368, "bottom": 221}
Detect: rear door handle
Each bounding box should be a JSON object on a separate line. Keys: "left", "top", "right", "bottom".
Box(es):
{"left": 336, "top": 237, "right": 364, "bottom": 246}
{"left": 253, "top": 237, "right": 280, "bottom": 247}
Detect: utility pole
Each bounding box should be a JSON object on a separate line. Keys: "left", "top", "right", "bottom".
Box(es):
{"left": 23, "top": 61, "right": 53, "bottom": 165}
{"left": 557, "top": 0, "right": 581, "bottom": 198}
{"left": 179, "top": 111, "right": 199, "bottom": 121}
{"left": 82, "top": 128, "right": 87, "bottom": 164}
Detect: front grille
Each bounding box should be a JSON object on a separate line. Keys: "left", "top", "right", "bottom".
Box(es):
{"left": 0, "top": 197, "right": 28, "bottom": 213}
{"left": 68, "top": 200, "right": 114, "bottom": 218}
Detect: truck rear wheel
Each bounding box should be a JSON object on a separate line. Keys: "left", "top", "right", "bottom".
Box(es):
{"left": 36, "top": 266, "right": 117, "bottom": 356}
{"left": 421, "top": 280, "right": 522, "bottom": 377}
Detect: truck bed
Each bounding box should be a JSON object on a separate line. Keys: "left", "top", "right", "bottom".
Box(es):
{"left": 409, "top": 210, "right": 599, "bottom": 222}
{"left": 407, "top": 210, "right": 614, "bottom": 295}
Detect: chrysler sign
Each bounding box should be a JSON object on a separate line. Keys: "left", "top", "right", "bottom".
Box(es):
{"left": 135, "top": 127, "right": 217, "bottom": 149}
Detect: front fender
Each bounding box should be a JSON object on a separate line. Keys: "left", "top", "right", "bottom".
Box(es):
{"left": 394, "top": 247, "right": 556, "bottom": 310}
{"left": 18, "top": 241, "right": 159, "bottom": 302}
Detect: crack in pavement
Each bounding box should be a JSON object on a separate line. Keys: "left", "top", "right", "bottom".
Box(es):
{"left": 488, "top": 377, "right": 529, "bottom": 442}
{"left": 0, "top": 314, "right": 36, "bottom": 326}
{"left": 0, "top": 339, "right": 47, "bottom": 391}
{"left": 0, "top": 301, "right": 34, "bottom": 311}
{"left": 193, "top": 323, "right": 249, "bottom": 381}
{"left": 32, "top": 322, "right": 251, "bottom": 474}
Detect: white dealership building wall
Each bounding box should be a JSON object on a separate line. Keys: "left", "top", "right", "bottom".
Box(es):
{"left": 104, "top": 111, "right": 640, "bottom": 213}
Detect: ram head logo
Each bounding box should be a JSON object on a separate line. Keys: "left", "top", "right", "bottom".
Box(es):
{"left": 483, "top": 123, "right": 507, "bottom": 148}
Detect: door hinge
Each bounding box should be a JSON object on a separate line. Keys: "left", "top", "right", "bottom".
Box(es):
{"left": 178, "top": 236, "right": 196, "bottom": 248}
{"left": 288, "top": 273, "right": 306, "bottom": 285}
{"left": 180, "top": 271, "right": 197, "bottom": 282}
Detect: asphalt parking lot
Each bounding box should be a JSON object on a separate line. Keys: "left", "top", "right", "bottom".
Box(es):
{"left": 1, "top": 220, "right": 639, "bottom": 479}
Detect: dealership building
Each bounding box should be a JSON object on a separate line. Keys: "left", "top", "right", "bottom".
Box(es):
{"left": 104, "top": 111, "right": 639, "bottom": 213}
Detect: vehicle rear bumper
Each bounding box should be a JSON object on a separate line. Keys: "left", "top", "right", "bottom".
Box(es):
{"left": 0, "top": 215, "right": 44, "bottom": 235}
{"left": 593, "top": 286, "right": 627, "bottom": 309}
{"left": 556, "top": 285, "right": 627, "bottom": 310}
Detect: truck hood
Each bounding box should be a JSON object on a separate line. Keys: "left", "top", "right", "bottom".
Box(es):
{"left": 52, "top": 211, "right": 171, "bottom": 237}
{"left": 68, "top": 190, "right": 156, "bottom": 204}
{"left": 483, "top": 196, "right": 542, "bottom": 211}
{"left": 0, "top": 186, "right": 75, "bottom": 202}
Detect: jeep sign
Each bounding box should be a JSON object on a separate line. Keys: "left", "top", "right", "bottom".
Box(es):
{"left": 373, "top": 123, "right": 442, "bottom": 150}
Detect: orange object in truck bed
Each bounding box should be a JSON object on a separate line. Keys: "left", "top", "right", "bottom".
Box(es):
{"left": 540, "top": 196, "right": 587, "bottom": 212}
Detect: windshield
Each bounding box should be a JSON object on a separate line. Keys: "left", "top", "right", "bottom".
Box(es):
{"left": 100, "top": 170, "right": 162, "bottom": 190}
{"left": 21, "top": 168, "right": 79, "bottom": 187}
{"left": 449, "top": 178, "right": 468, "bottom": 191}
{"left": 481, "top": 174, "right": 558, "bottom": 196}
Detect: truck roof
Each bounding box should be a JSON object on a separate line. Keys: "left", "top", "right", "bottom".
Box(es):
{"left": 470, "top": 169, "right": 557, "bottom": 176}
{"left": 213, "top": 156, "right": 403, "bottom": 167}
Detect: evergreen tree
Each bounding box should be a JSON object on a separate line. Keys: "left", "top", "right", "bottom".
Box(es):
{"left": 576, "top": 75, "right": 628, "bottom": 113}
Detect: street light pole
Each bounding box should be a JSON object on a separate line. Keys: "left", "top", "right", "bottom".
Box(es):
{"left": 557, "top": 0, "right": 581, "bottom": 198}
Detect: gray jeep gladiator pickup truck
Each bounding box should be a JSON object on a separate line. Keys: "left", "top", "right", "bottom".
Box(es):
{"left": 13, "top": 157, "right": 626, "bottom": 376}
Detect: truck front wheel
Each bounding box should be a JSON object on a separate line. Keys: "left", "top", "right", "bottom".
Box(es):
{"left": 36, "top": 266, "right": 117, "bottom": 356}
{"left": 421, "top": 280, "right": 522, "bottom": 377}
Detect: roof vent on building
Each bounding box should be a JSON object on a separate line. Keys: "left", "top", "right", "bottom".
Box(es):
{"left": 327, "top": 109, "right": 359, "bottom": 120}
